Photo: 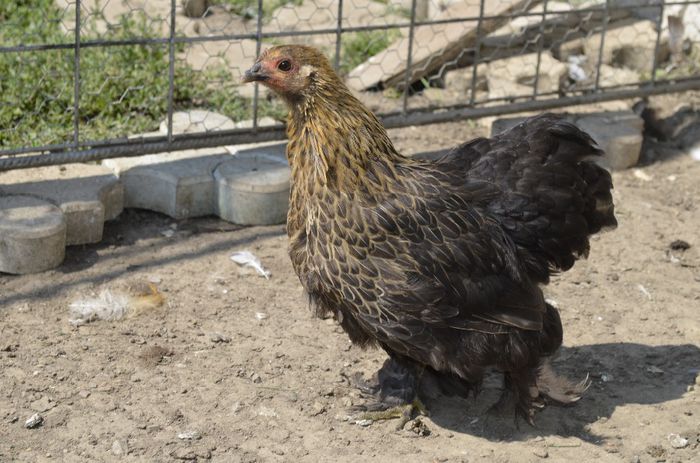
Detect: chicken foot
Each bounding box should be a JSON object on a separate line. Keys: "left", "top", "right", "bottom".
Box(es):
{"left": 348, "top": 357, "right": 429, "bottom": 430}
{"left": 355, "top": 397, "right": 429, "bottom": 430}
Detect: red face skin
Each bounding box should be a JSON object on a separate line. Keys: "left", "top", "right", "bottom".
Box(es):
{"left": 242, "top": 52, "right": 299, "bottom": 95}
{"left": 242, "top": 46, "right": 334, "bottom": 103}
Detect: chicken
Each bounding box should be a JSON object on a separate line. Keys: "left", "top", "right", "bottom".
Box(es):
{"left": 242, "top": 45, "right": 617, "bottom": 426}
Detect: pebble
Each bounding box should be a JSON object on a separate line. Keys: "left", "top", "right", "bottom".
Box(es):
{"left": 668, "top": 433, "right": 689, "bottom": 449}
{"left": 258, "top": 406, "right": 277, "bottom": 417}
{"left": 646, "top": 445, "right": 666, "bottom": 459}
{"left": 208, "top": 332, "right": 231, "bottom": 343}
{"left": 30, "top": 396, "right": 56, "bottom": 413}
{"left": 171, "top": 447, "right": 211, "bottom": 460}
{"left": 355, "top": 419, "right": 373, "bottom": 427}
{"left": 255, "top": 312, "right": 269, "bottom": 320}
{"left": 532, "top": 448, "right": 549, "bottom": 458}
{"left": 669, "top": 239, "right": 691, "bottom": 251}
{"left": 111, "top": 439, "right": 128, "bottom": 456}
{"left": 1, "top": 343, "right": 18, "bottom": 352}
{"left": 78, "top": 390, "right": 91, "bottom": 399}
{"left": 309, "top": 401, "right": 326, "bottom": 416}
{"left": 24, "top": 413, "right": 43, "bottom": 429}
{"left": 177, "top": 430, "right": 202, "bottom": 440}
{"left": 646, "top": 366, "right": 664, "bottom": 375}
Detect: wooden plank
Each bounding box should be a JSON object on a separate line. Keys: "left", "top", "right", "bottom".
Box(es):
{"left": 346, "top": 0, "right": 540, "bottom": 91}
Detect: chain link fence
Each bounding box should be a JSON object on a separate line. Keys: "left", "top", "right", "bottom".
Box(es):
{"left": 1, "top": 0, "right": 699, "bottom": 170}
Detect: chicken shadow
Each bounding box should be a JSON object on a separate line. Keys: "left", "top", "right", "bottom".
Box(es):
{"left": 422, "top": 342, "right": 699, "bottom": 441}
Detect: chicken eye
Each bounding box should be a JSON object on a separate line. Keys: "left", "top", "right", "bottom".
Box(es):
{"left": 277, "top": 60, "right": 292, "bottom": 72}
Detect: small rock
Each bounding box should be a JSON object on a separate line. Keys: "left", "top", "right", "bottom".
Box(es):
{"left": 601, "top": 373, "right": 614, "bottom": 382}
{"left": 1, "top": 343, "right": 18, "bottom": 352}
{"left": 355, "top": 419, "right": 373, "bottom": 427}
{"left": 646, "top": 366, "right": 665, "bottom": 375}
{"left": 177, "top": 430, "right": 202, "bottom": 440}
{"left": 208, "top": 332, "right": 231, "bottom": 343}
{"left": 633, "top": 169, "right": 653, "bottom": 181}
{"left": 171, "top": 446, "right": 211, "bottom": 460}
{"left": 30, "top": 396, "right": 56, "bottom": 413}
{"left": 250, "top": 373, "right": 262, "bottom": 383}
{"left": 668, "top": 433, "right": 689, "bottom": 449}
{"left": 670, "top": 240, "right": 691, "bottom": 251}
{"left": 255, "top": 312, "right": 269, "bottom": 321}
{"left": 78, "top": 390, "right": 91, "bottom": 399}
{"left": 309, "top": 401, "right": 326, "bottom": 416}
{"left": 24, "top": 413, "right": 43, "bottom": 429}
{"left": 532, "top": 448, "right": 549, "bottom": 458}
{"left": 111, "top": 439, "right": 128, "bottom": 456}
{"left": 646, "top": 444, "right": 666, "bottom": 459}
{"left": 258, "top": 406, "right": 277, "bottom": 417}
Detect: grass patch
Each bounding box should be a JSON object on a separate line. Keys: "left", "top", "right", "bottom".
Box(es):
{"left": 0, "top": 0, "right": 400, "bottom": 150}
{"left": 339, "top": 29, "right": 401, "bottom": 74}
{"left": 0, "top": 0, "right": 283, "bottom": 150}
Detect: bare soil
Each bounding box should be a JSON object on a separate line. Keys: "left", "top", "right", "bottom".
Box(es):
{"left": 1, "top": 105, "right": 699, "bottom": 463}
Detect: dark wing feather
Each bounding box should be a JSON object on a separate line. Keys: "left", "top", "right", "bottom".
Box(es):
{"left": 447, "top": 113, "right": 617, "bottom": 281}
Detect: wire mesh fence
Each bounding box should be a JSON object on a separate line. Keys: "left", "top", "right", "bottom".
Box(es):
{"left": 1, "top": 0, "right": 700, "bottom": 170}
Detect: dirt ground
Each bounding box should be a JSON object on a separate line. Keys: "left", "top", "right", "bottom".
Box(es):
{"left": 2, "top": 100, "right": 700, "bottom": 462}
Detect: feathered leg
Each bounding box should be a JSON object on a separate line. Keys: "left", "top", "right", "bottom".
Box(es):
{"left": 489, "top": 369, "right": 541, "bottom": 425}
{"left": 489, "top": 302, "right": 588, "bottom": 424}
{"left": 350, "top": 357, "right": 429, "bottom": 430}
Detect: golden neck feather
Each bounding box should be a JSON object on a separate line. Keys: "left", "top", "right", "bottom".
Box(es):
{"left": 285, "top": 78, "right": 403, "bottom": 190}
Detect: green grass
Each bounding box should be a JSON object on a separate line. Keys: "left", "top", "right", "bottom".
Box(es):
{"left": 0, "top": 1, "right": 400, "bottom": 150}
{"left": 0, "top": 0, "right": 283, "bottom": 150}
{"left": 339, "top": 29, "right": 401, "bottom": 74}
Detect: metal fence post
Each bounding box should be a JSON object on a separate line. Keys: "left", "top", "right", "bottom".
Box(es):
{"left": 73, "top": 0, "right": 82, "bottom": 148}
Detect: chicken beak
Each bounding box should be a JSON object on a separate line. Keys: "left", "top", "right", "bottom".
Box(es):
{"left": 242, "top": 62, "right": 268, "bottom": 83}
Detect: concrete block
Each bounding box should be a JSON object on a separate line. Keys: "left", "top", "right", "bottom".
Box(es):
{"left": 491, "top": 110, "right": 643, "bottom": 170}
{"left": 583, "top": 20, "right": 669, "bottom": 73}
{"left": 214, "top": 144, "right": 290, "bottom": 225}
{"left": 103, "top": 148, "right": 231, "bottom": 219}
{"left": 0, "top": 164, "right": 123, "bottom": 245}
{"left": 487, "top": 52, "right": 568, "bottom": 100}
{"left": 0, "top": 195, "right": 66, "bottom": 274}
{"left": 576, "top": 111, "right": 644, "bottom": 171}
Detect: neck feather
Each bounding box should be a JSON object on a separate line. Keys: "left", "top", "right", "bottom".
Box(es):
{"left": 285, "top": 81, "right": 403, "bottom": 190}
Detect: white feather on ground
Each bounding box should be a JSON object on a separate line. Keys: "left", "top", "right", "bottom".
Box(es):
{"left": 68, "top": 290, "right": 129, "bottom": 326}
{"left": 68, "top": 283, "right": 165, "bottom": 326}
{"left": 230, "top": 251, "right": 271, "bottom": 279}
